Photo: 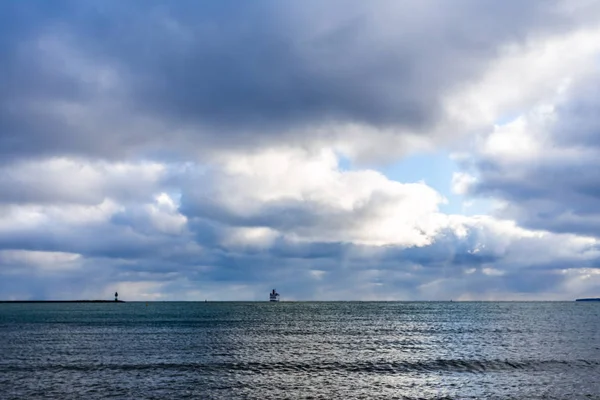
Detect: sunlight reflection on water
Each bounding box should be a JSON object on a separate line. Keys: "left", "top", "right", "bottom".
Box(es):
{"left": 0, "top": 301, "right": 599, "bottom": 399}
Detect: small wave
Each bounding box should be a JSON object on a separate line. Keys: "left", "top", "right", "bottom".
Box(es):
{"left": 3, "top": 359, "right": 599, "bottom": 374}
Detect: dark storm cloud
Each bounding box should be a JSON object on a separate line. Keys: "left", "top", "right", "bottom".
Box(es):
{"left": 1, "top": 0, "right": 598, "bottom": 160}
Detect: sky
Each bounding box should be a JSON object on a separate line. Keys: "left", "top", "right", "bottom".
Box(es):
{"left": 1, "top": 0, "right": 600, "bottom": 301}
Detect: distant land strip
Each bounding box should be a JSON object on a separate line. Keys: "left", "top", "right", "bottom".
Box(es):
{"left": 0, "top": 300, "right": 125, "bottom": 303}
{"left": 575, "top": 298, "right": 600, "bottom": 302}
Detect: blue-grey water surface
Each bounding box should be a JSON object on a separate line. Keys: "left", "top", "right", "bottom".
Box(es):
{"left": 1, "top": 302, "right": 599, "bottom": 399}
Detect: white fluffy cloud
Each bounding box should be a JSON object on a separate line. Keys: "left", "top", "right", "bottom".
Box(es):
{"left": 186, "top": 148, "right": 447, "bottom": 247}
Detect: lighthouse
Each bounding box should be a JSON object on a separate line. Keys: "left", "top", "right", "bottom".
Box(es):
{"left": 115, "top": 292, "right": 119, "bottom": 302}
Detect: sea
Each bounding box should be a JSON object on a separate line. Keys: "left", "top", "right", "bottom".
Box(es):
{"left": 0, "top": 301, "right": 599, "bottom": 399}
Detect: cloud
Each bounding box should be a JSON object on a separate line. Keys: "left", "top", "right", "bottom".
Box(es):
{"left": 2, "top": 1, "right": 600, "bottom": 162}
{"left": 463, "top": 70, "right": 600, "bottom": 237}
{"left": 0, "top": 250, "right": 81, "bottom": 272}
{"left": 1, "top": 1, "right": 600, "bottom": 300}
{"left": 0, "top": 158, "right": 167, "bottom": 205}
{"left": 1, "top": 150, "right": 599, "bottom": 300}
{"left": 181, "top": 148, "right": 448, "bottom": 247}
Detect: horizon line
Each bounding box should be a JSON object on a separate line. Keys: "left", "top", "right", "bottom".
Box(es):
{"left": 1, "top": 299, "right": 594, "bottom": 303}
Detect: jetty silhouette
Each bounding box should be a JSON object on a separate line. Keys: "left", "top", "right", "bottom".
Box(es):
{"left": 0, "top": 291, "right": 125, "bottom": 303}
{"left": 0, "top": 300, "right": 125, "bottom": 303}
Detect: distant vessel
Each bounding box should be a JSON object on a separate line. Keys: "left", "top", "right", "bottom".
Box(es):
{"left": 269, "top": 289, "right": 280, "bottom": 302}
{"left": 576, "top": 298, "right": 600, "bottom": 302}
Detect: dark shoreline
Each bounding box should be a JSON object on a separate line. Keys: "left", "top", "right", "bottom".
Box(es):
{"left": 575, "top": 298, "right": 600, "bottom": 302}
{"left": 0, "top": 300, "right": 125, "bottom": 303}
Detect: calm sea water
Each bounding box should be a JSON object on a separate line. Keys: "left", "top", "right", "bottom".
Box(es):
{"left": 0, "top": 302, "right": 599, "bottom": 399}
